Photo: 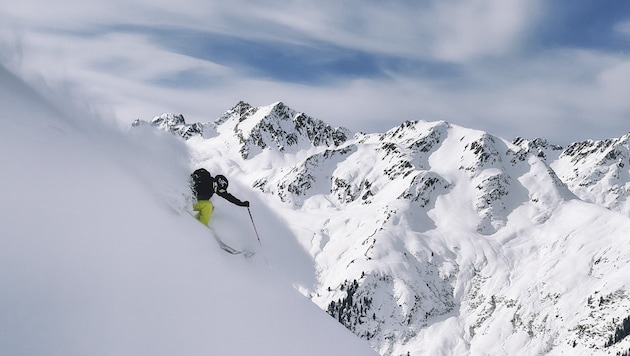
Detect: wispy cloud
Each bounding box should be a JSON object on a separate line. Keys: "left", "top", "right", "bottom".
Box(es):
{"left": 2, "top": 0, "right": 630, "bottom": 144}
{"left": 614, "top": 19, "right": 630, "bottom": 37}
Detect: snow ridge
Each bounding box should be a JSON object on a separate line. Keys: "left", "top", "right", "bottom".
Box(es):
{"left": 215, "top": 101, "right": 350, "bottom": 159}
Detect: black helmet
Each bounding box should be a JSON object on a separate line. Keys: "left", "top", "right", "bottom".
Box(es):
{"left": 193, "top": 168, "right": 211, "bottom": 179}
{"left": 215, "top": 174, "right": 229, "bottom": 193}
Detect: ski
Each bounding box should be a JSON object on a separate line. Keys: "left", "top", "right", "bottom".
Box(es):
{"left": 188, "top": 211, "right": 255, "bottom": 258}
{"left": 213, "top": 234, "right": 255, "bottom": 258}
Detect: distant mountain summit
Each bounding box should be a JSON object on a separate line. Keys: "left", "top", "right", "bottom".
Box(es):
{"left": 132, "top": 113, "right": 203, "bottom": 139}
{"left": 216, "top": 101, "right": 350, "bottom": 158}
{"left": 134, "top": 101, "right": 630, "bottom": 356}
{"left": 514, "top": 134, "right": 630, "bottom": 216}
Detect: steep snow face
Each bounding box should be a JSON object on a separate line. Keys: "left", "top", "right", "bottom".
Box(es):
{"left": 157, "top": 102, "right": 630, "bottom": 356}
{"left": 0, "top": 65, "right": 377, "bottom": 356}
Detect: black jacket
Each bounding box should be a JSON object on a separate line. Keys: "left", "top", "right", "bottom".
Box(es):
{"left": 217, "top": 190, "right": 249, "bottom": 207}
{"left": 191, "top": 169, "right": 248, "bottom": 207}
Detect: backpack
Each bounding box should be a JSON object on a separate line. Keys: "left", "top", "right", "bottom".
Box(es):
{"left": 191, "top": 168, "right": 215, "bottom": 200}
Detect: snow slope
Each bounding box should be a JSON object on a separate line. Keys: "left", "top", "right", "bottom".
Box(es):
{"left": 0, "top": 64, "right": 376, "bottom": 356}
{"left": 141, "top": 101, "right": 630, "bottom": 356}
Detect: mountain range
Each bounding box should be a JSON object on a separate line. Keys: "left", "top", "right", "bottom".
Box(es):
{"left": 134, "top": 101, "right": 630, "bottom": 355}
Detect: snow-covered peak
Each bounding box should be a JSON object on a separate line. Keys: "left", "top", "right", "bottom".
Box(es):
{"left": 215, "top": 101, "right": 351, "bottom": 159}
{"left": 561, "top": 132, "right": 630, "bottom": 165}
{"left": 512, "top": 136, "right": 564, "bottom": 160}
{"left": 551, "top": 132, "right": 630, "bottom": 215}
{"left": 215, "top": 100, "right": 257, "bottom": 126}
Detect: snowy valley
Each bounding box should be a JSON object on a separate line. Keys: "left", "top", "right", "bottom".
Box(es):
{"left": 134, "top": 101, "right": 630, "bottom": 356}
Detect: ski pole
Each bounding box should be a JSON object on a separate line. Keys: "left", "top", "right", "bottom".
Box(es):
{"left": 247, "top": 207, "right": 262, "bottom": 245}
{"left": 248, "top": 207, "right": 269, "bottom": 266}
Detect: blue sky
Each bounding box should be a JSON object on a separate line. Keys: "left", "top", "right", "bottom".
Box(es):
{"left": 1, "top": 0, "right": 629, "bottom": 144}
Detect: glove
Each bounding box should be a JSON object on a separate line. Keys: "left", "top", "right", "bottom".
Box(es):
{"left": 243, "top": 201, "right": 250, "bottom": 207}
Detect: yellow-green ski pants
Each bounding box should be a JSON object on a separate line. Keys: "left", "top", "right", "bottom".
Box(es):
{"left": 193, "top": 200, "right": 214, "bottom": 226}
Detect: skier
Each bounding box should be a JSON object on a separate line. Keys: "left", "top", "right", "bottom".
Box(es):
{"left": 190, "top": 168, "right": 249, "bottom": 226}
